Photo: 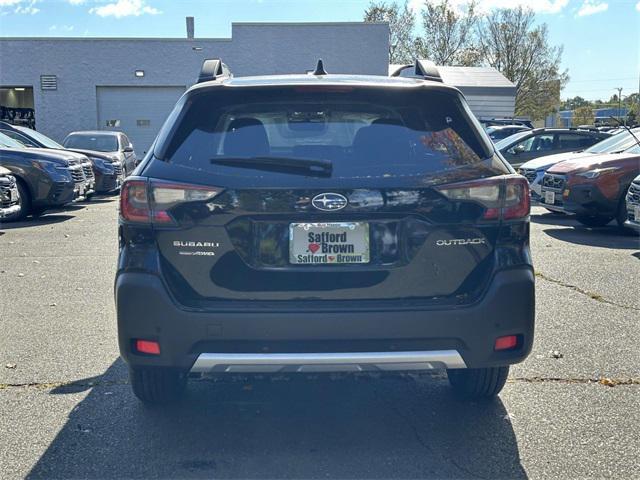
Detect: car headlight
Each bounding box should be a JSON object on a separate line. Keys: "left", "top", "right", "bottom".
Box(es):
{"left": 32, "top": 160, "right": 69, "bottom": 175}
{"left": 91, "top": 157, "right": 114, "bottom": 172}
{"left": 576, "top": 167, "right": 620, "bottom": 179}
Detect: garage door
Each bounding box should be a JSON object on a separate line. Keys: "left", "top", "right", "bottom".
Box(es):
{"left": 96, "top": 86, "right": 185, "bottom": 155}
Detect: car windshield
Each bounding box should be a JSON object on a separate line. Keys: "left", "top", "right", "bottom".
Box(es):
{"left": 584, "top": 129, "right": 640, "bottom": 154}
{"left": 157, "top": 88, "right": 501, "bottom": 185}
{"left": 494, "top": 131, "right": 531, "bottom": 150}
{"left": 64, "top": 133, "right": 118, "bottom": 152}
{"left": 624, "top": 144, "right": 640, "bottom": 154}
{"left": 0, "top": 132, "right": 27, "bottom": 149}
{"left": 15, "top": 126, "right": 64, "bottom": 149}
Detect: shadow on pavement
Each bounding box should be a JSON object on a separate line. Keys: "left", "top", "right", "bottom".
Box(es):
{"left": 543, "top": 227, "right": 640, "bottom": 250}
{"left": 29, "top": 360, "right": 527, "bottom": 479}
{"left": 0, "top": 214, "right": 76, "bottom": 230}
{"left": 530, "top": 212, "right": 595, "bottom": 227}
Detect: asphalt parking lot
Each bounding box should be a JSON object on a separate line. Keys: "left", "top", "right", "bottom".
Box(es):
{"left": 1, "top": 199, "right": 639, "bottom": 479}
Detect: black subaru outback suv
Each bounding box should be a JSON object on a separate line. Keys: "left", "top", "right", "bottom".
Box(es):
{"left": 116, "top": 60, "right": 535, "bottom": 403}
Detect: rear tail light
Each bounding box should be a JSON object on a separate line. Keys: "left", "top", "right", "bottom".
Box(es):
{"left": 120, "top": 177, "right": 223, "bottom": 224}
{"left": 436, "top": 175, "right": 530, "bottom": 221}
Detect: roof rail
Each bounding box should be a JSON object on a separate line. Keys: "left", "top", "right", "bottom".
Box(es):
{"left": 388, "top": 64, "right": 413, "bottom": 77}
{"left": 388, "top": 60, "right": 442, "bottom": 83}
{"left": 197, "top": 58, "right": 232, "bottom": 84}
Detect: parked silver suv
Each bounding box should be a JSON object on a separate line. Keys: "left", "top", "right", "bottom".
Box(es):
{"left": 63, "top": 131, "right": 138, "bottom": 176}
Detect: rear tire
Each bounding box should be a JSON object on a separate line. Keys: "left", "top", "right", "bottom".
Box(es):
{"left": 3, "top": 180, "right": 30, "bottom": 222}
{"left": 575, "top": 214, "right": 612, "bottom": 228}
{"left": 129, "top": 367, "right": 187, "bottom": 404}
{"left": 447, "top": 366, "right": 509, "bottom": 399}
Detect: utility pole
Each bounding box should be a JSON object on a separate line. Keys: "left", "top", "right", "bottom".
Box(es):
{"left": 616, "top": 87, "right": 623, "bottom": 125}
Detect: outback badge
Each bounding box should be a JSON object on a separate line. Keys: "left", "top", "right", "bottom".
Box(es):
{"left": 312, "top": 193, "right": 348, "bottom": 211}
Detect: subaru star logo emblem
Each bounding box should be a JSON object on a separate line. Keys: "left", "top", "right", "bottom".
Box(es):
{"left": 311, "top": 193, "right": 348, "bottom": 211}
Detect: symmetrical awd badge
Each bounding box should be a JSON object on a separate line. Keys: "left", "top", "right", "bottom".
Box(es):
{"left": 311, "top": 193, "right": 348, "bottom": 211}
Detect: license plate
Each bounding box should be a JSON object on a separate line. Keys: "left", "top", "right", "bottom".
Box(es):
{"left": 9, "top": 187, "right": 18, "bottom": 201}
{"left": 544, "top": 191, "right": 555, "bottom": 204}
{"left": 634, "top": 206, "right": 640, "bottom": 221}
{"left": 289, "top": 222, "right": 369, "bottom": 264}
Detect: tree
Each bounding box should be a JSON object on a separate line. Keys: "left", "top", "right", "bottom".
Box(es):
{"left": 364, "top": 1, "right": 417, "bottom": 64}
{"left": 476, "top": 7, "right": 569, "bottom": 120}
{"left": 561, "top": 96, "right": 590, "bottom": 111}
{"left": 572, "top": 106, "right": 594, "bottom": 126}
{"left": 416, "top": 0, "right": 481, "bottom": 66}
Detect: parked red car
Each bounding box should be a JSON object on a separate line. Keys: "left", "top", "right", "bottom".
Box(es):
{"left": 540, "top": 144, "right": 640, "bottom": 230}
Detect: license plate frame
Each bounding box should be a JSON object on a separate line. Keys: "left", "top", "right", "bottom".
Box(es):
{"left": 634, "top": 206, "right": 640, "bottom": 222}
{"left": 544, "top": 191, "right": 555, "bottom": 204}
{"left": 289, "top": 222, "right": 370, "bottom": 265}
{"left": 9, "top": 187, "right": 18, "bottom": 202}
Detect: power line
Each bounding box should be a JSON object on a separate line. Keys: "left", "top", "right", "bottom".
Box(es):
{"left": 567, "top": 77, "right": 638, "bottom": 83}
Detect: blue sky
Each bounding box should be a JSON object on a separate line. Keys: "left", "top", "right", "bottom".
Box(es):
{"left": 0, "top": 0, "right": 638, "bottom": 101}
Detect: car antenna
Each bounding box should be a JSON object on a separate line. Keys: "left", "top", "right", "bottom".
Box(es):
{"left": 609, "top": 116, "right": 640, "bottom": 148}
{"left": 312, "top": 59, "right": 328, "bottom": 76}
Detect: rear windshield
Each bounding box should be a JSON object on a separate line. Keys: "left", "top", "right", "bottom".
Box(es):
{"left": 155, "top": 87, "right": 503, "bottom": 184}
{"left": 64, "top": 134, "right": 118, "bottom": 152}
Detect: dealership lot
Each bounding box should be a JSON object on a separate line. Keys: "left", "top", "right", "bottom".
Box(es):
{"left": 0, "top": 200, "right": 639, "bottom": 479}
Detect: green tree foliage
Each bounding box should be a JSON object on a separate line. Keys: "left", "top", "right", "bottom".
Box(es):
{"left": 476, "top": 7, "right": 569, "bottom": 120}
{"left": 415, "top": 0, "right": 481, "bottom": 66}
{"left": 572, "top": 106, "right": 594, "bottom": 126}
{"left": 365, "top": 1, "right": 570, "bottom": 121}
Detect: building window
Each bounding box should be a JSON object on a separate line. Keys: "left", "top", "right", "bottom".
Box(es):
{"left": 105, "top": 119, "right": 120, "bottom": 127}
{"left": 136, "top": 119, "right": 151, "bottom": 127}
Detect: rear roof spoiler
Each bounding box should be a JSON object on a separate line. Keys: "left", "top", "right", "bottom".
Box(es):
{"left": 389, "top": 59, "right": 443, "bottom": 83}
{"left": 197, "top": 59, "right": 232, "bottom": 83}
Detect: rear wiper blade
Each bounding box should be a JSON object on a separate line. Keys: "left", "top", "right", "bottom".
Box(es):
{"left": 210, "top": 156, "right": 333, "bottom": 177}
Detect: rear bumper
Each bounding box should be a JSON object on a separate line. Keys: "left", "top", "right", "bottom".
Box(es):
{"left": 116, "top": 267, "right": 535, "bottom": 372}
{"left": 191, "top": 350, "right": 467, "bottom": 373}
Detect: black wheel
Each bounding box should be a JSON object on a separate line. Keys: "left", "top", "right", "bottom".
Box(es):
{"left": 3, "top": 180, "right": 30, "bottom": 222}
{"left": 447, "top": 366, "right": 509, "bottom": 399}
{"left": 129, "top": 367, "right": 187, "bottom": 404}
{"left": 575, "top": 214, "right": 613, "bottom": 228}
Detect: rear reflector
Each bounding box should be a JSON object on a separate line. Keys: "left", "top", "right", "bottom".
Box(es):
{"left": 135, "top": 339, "right": 161, "bottom": 355}
{"left": 494, "top": 335, "right": 518, "bottom": 351}
{"left": 120, "top": 177, "right": 223, "bottom": 225}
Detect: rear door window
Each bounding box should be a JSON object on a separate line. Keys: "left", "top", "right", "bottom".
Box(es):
{"left": 155, "top": 87, "right": 505, "bottom": 185}
{"left": 509, "top": 134, "right": 554, "bottom": 154}
{"left": 557, "top": 133, "right": 589, "bottom": 149}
